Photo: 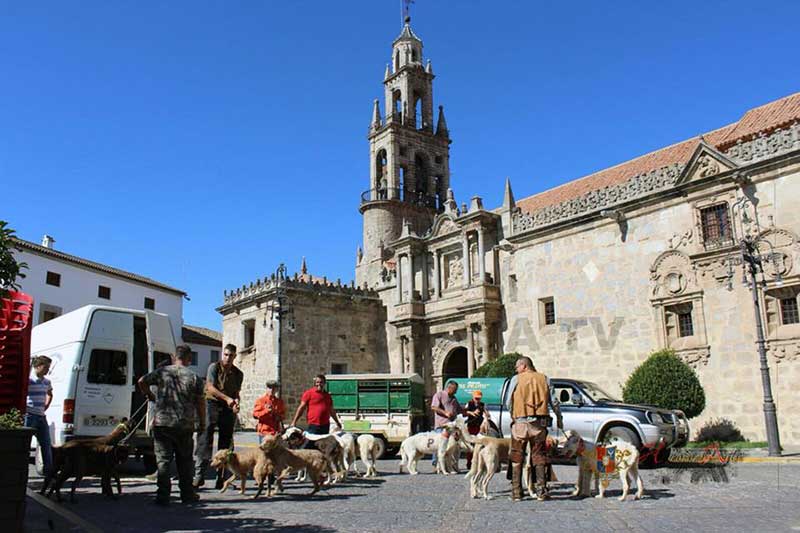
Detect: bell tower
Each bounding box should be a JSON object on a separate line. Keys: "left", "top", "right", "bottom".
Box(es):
{"left": 356, "top": 16, "right": 452, "bottom": 288}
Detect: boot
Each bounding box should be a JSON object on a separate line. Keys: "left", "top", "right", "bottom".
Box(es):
{"left": 510, "top": 463, "right": 524, "bottom": 502}
{"left": 535, "top": 464, "right": 550, "bottom": 501}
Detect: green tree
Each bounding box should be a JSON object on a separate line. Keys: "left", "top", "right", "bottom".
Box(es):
{"left": 473, "top": 352, "right": 522, "bottom": 378}
{"left": 622, "top": 349, "right": 706, "bottom": 418}
{"left": 0, "top": 221, "right": 27, "bottom": 298}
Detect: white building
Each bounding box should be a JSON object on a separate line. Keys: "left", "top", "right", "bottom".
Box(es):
{"left": 13, "top": 235, "right": 221, "bottom": 374}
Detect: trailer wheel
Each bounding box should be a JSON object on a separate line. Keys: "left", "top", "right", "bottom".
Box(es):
{"left": 373, "top": 437, "right": 387, "bottom": 460}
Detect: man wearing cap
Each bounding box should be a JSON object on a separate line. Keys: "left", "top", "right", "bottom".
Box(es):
{"left": 253, "top": 380, "right": 285, "bottom": 441}
{"left": 464, "top": 390, "right": 486, "bottom": 469}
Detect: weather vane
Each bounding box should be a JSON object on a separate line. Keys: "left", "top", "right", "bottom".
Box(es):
{"left": 402, "top": 0, "right": 414, "bottom": 25}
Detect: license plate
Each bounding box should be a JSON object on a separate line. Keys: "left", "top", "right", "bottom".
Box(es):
{"left": 84, "top": 417, "right": 118, "bottom": 427}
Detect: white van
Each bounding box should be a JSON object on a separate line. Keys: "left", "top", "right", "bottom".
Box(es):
{"left": 31, "top": 305, "right": 176, "bottom": 470}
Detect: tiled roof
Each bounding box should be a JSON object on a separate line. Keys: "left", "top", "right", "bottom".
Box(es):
{"left": 13, "top": 238, "right": 187, "bottom": 296}
{"left": 182, "top": 325, "right": 222, "bottom": 347}
{"left": 516, "top": 92, "right": 800, "bottom": 215}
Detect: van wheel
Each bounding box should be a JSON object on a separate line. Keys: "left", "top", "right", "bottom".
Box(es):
{"left": 143, "top": 452, "right": 157, "bottom": 475}
{"left": 35, "top": 444, "right": 45, "bottom": 476}
{"left": 373, "top": 437, "right": 387, "bottom": 460}
{"left": 603, "top": 426, "right": 642, "bottom": 449}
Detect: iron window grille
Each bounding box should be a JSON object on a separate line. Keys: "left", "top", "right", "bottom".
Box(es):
{"left": 780, "top": 297, "right": 800, "bottom": 325}
{"left": 677, "top": 311, "right": 694, "bottom": 337}
{"left": 700, "top": 203, "right": 733, "bottom": 249}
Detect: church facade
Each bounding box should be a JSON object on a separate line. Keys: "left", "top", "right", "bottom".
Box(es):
{"left": 221, "top": 21, "right": 800, "bottom": 444}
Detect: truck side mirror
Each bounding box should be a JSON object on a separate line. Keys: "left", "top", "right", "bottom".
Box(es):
{"left": 572, "top": 393, "right": 584, "bottom": 406}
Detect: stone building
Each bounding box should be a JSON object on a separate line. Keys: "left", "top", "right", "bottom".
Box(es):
{"left": 221, "top": 18, "right": 800, "bottom": 443}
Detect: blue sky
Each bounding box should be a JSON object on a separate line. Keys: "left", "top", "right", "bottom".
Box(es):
{"left": 3, "top": 1, "right": 798, "bottom": 330}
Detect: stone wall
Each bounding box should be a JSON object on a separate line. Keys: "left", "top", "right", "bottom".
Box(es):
{"left": 220, "top": 282, "right": 388, "bottom": 429}
{"left": 500, "top": 161, "right": 800, "bottom": 444}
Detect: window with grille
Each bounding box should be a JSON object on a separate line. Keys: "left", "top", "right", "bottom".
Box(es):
{"left": 46, "top": 271, "right": 61, "bottom": 287}
{"left": 700, "top": 203, "right": 733, "bottom": 248}
{"left": 144, "top": 297, "right": 155, "bottom": 310}
{"left": 98, "top": 285, "right": 111, "bottom": 299}
{"left": 781, "top": 297, "right": 800, "bottom": 325}
{"left": 677, "top": 311, "right": 694, "bottom": 337}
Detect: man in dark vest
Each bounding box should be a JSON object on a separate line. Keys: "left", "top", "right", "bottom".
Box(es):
{"left": 193, "top": 343, "right": 243, "bottom": 489}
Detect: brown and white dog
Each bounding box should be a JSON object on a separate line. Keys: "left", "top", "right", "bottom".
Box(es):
{"left": 561, "top": 430, "right": 644, "bottom": 501}
{"left": 209, "top": 448, "right": 273, "bottom": 499}
{"left": 283, "top": 427, "right": 345, "bottom": 484}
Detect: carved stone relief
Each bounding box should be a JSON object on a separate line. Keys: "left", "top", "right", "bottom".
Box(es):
{"left": 696, "top": 154, "right": 720, "bottom": 178}
{"left": 445, "top": 253, "right": 463, "bottom": 288}
{"left": 650, "top": 250, "right": 696, "bottom": 298}
{"left": 767, "top": 339, "right": 800, "bottom": 364}
{"left": 668, "top": 229, "right": 693, "bottom": 250}
{"left": 676, "top": 346, "right": 711, "bottom": 369}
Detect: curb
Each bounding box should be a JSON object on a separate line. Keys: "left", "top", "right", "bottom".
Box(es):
{"left": 26, "top": 489, "right": 104, "bottom": 533}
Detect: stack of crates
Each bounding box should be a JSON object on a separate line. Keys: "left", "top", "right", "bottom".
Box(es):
{"left": 0, "top": 291, "right": 34, "bottom": 414}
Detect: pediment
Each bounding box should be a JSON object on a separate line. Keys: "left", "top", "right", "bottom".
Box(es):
{"left": 427, "top": 214, "right": 460, "bottom": 239}
{"left": 676, "top": 140, "right": 738, "bottom": 185}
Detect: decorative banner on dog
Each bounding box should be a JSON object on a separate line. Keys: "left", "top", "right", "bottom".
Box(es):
{"left": 596, "top": 446, "right": 616, "bottom": 474}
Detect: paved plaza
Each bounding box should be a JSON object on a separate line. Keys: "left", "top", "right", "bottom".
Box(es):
{"left": 24, "top": 436, "right": 800, "bottom": 533}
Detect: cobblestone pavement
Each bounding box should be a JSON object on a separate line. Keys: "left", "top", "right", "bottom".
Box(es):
{"left": 26, "top": 443, "right": 800, "bottom": 533}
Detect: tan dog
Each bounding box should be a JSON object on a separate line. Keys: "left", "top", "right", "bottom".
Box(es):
{"left": 260, "top": 434, "right": 328, "bottom": 496}
{"left": 356, "top": 434, "right": 380, "bottom": 477}
{"left": 561, "top": 430, "right": 644, "bottom": 501}
{"left": 210, "top": 448, "right": 272, "bottom": 499}
{"left": 464, "top": 436, "right": 510, "bottom": 500}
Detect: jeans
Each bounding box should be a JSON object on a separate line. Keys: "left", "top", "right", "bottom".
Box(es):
{"left": 302, "top": 423, "right": 330, "bottom": 449}
{"left": 153, "top": 426, "right": 195, "bottom": 502}
{"left": 194, "top": 400, "right": 235, "bottom": 482}
{"left": 25, "top": 414, "right": 52, "bottom": 476}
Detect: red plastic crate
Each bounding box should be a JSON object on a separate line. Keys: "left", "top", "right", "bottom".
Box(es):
{"left": 0, "top": 291, "right": 34, "bottom": 414}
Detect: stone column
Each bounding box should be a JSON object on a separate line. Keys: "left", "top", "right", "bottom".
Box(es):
{"left": 479, "top": 323, "right": 490, "bottom": 367}
{"left": 396, "top": 254, "right": 404, "bottom": 303}
{"left": 408, "top": 334, "right": 417, "bottom": 374}
{"left": 408, "top": 251, "right": 416, "bottom": 300}
{"left": 477, "top": 227, "right": 486, "bottom": 283}
{"left": 462, "top": 232, "right": 471, "bottom": 288}
{"left": 433, "top": 249, "right": 441, "bottom": 298}
{"left": 467, "top": 325, "right": 476, "bottom": 377}
{"left": 421, "top": 253, "right": 429, "bottom": 301}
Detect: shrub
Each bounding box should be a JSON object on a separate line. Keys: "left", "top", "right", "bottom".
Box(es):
{"left": 0, "top": 220, "right": 27, "bottom": 298}
{"left": 0, "top": 408, "right": 24, "bottom": 430}
{"left": 695, "top": 418, "right": 745, "bottom": 443}
{"left": 622, "top": 349, "right": 706, "bottom": 419}
{"left": 473, "top": 352, "right": 522, "bottom": 378}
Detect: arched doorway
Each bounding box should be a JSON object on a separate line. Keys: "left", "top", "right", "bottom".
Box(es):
{"left": 442, "top": 347, "right": 468, "bottom": 383}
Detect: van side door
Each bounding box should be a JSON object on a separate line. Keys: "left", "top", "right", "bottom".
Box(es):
{"left": 74, "top": 310, "right": 134, "bottom": 437}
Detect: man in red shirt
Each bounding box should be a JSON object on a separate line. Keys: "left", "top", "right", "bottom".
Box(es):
{"left": 290, "top": 374, "right": 342, "bottom": 436}
{"left": 252, "top": 380, "right": 285, "bottom": 442}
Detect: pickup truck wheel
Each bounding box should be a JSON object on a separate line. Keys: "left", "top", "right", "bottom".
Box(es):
{"left": 373, "top": 437, "right": 387, "bottom": 460}
{"left": 603, "top": 426, "right": 642, "bottom": 449}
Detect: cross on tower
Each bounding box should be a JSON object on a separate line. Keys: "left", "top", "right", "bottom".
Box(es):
{"left": 402, "top": 0, "right": 414, "bottom": 25}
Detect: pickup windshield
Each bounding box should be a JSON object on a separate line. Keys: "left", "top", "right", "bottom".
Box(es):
{"left": 579, "top": 381, "right": 620, "bottom": 403}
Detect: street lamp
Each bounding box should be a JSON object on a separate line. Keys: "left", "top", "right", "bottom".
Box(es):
{"left": 266, "top": 263, "right": 295, "bottom": 387}
{"left": 727, "top": 191, "right": 783, "bottom": 456}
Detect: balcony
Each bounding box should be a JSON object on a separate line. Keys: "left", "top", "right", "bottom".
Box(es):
{"left": 360, "top": 187, "right": 441, "bottom": 210}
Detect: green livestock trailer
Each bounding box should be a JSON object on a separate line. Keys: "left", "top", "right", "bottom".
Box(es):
{"left": 326, "top": 373, "right": 425, "bottom": 458}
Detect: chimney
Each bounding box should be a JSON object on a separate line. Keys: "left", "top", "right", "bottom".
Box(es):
{"left": 41, "top": 235, "right": 56, "bottom": 249}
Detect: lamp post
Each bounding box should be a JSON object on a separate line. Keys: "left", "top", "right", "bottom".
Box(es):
{"left": 728, "top": 193, "right": 782, "bottom": 456}
{"left": 268, "top": 263, "right": 294, "bottom": 387}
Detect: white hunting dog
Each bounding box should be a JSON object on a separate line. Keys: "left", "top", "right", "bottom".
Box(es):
{"left": 398, "top": 424, "right": 467, "bottom": 475}
{"left": 330, "top": 431, "right": 357, "bottom": 478}
{"left": 355, "top": 434, "right": 380, "bottom": 477}
{"left": 561, "top": 430, "right": 644, "bottom": 501}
